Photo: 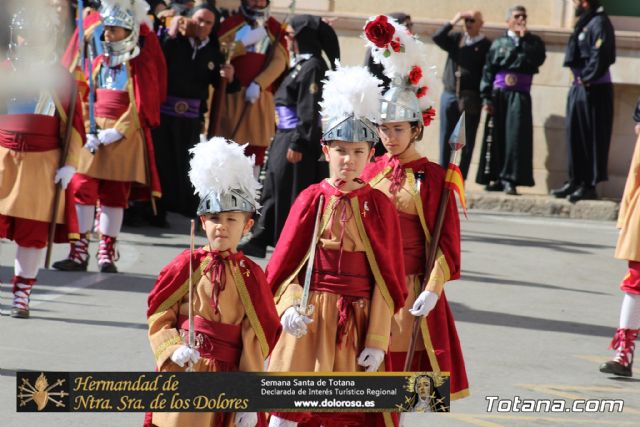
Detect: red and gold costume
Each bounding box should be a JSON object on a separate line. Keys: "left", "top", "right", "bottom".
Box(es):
{"left": 362, "top": 155, "right": 469, "bottom": 400}
{"left": 147, "top": 247, "right": 281, "bottom": 427}
{"left": 0, "top": 65, "right": 85, "bottom": 246}
{"left": 266, "top": 180, "right": 407, "bottom": 426}
{"left": 215, "top": 14, "right": 288, "bottom": 165}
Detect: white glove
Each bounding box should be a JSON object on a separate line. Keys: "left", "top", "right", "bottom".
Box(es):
{"left": 170, "top": 345, "right": 200, "bottom": 368}
{"left": 54, "top": 165, "right": 76, "bottom": 190}
{"left": 84, "top": 133, "right": 101, "bottom": 152}
{"left": 357, "top": 347, "right": 385, "bottom": 372}
{"left": 240, "top": 26, "right": 267, "bottom": 47}
{"left": 268, "top": 415, "right": 298, "bottom": 427}
{"left": 409, "top": 290, "right": 439, "bottom": 317}
{"left": 98, "top": 128, "right": 123, "bottom": 145}
{"left": 236, "top": 411, "right": 258, "bottom": 427}
{"left": 245, "top": 81, "right": 261, "bottom": 104}
{"left": 281, "top": 306, "right": 312, "bottom": 337}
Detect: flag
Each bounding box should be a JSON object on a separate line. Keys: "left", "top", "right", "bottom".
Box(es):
{"left": 72, "top": 65, "right": 89, "bottom": 102}
{"left": 445, "top": 163, "right": 468, "bottom": 218}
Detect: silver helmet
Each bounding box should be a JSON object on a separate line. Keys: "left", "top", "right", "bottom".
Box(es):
{"left": 197, "top": 189, "right": 258, "bottom": 216}
{"left": 322, "top": 115, "right": 379, "bottom": 144}
{"left": 380, "top": 77, "right": 423, "bottom": 125}
{"left": 190, "top": 137, "right": 261, "bottom": 217}
{"left": 100, "top": 0, "right": 142, "bottom": 66}
{"left": 240, "top": 0, "right": 270, "bottom": 20}
{"left": 8, "top": 6, "right": 58, "bottom": 64}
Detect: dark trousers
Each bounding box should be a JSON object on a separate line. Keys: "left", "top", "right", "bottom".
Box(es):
{"left": 152, "top": 114, "right": 201, "bottom": 218}
{"left": 439, "top": 90, "right": 481, "bottom": 180}
{"left": 251, "top": 129, "right": 328, "bottom": 247}
{"left": 476, "top": 89, "right": 534, "bottom": 186}
{"left": 565, "top": 83, "right": 614, "bottom": 187}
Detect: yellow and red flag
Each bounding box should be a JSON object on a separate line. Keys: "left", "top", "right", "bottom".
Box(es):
{"left": 445, "top": 163, "right": 468, "bottom": 218}
{"left": 72, "top": 65, "right": 89, "bottom": 102}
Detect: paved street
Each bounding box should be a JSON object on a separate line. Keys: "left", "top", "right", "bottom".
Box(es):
{"left": 1, "top": 210, "right": 638, "bottom": 426}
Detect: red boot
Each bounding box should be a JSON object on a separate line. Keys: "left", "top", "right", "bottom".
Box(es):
{"left": 599, "top": 328, "right": 639, "bottom": 377}
{"left": 11, "top": 276, "right": 37, "bottom": 319}
{"left": 52, "top": 233, "right": 89, "bottom": 271}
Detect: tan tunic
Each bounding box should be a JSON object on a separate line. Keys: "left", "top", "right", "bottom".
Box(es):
{"left": 369, "top": 167, "right": 448, "bottom": 353}
{"left": 268, "top": 198, "right": 393, "bottom": 372}
{"left": 616, "top": 133, "right": 640, "bottom": 261}
{"left": 77, "top": 65, "right": 146, "bottom": 184}
{"left": 149, "top": 263, "right": 263, "bottom": 427}
{"left": 217, "top": 29, "right": 288, "bottom": 149}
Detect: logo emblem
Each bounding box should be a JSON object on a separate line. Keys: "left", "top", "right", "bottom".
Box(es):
{"left": 174, "top": 101, "right": 189, "bottom": 114}
{"left": 208, "top": 61, "right": 215, "bottom": 70}
{"left": 505, "top": 73, "right": 518, "bottom": 86}
{"left": 18, "top": 373, "right": 67, "bottom": 411}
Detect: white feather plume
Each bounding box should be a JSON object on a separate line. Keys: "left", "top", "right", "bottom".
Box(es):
{"left": 188, "top": 136, "right": 261, "bottom": 205}
{"left": 364, "top": 15, "right": 438, "bottom": 112}
{"left": 319, "top": 62, "right": 383, "bottom": 123}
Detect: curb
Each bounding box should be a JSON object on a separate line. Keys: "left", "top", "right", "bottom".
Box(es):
{"left": 466, "top": 192, "right": 620, "bottom": 221}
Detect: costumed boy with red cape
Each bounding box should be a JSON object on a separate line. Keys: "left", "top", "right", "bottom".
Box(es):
{"left": 360, "top": 15, "right": 469, "bottom": 400}
{"left": 53, "top": 0, "right": 164, "bottom": 273}
{"left": 266, "top": 64, "right": 407, "bottom": 427}
{"left": 146, "top": 137, "right": 281, "bottom": 427}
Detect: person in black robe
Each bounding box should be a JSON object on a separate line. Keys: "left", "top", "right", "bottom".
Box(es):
{"left": 476, "top": 5, "right": 546, "bottom": 195}
{"left": 240, "top": 14, "right": 339, "bottom": 258}
{"left": 432, "top": 9, "right": 491, "bottom": 180}
{"left": 551, "top": 0, "right": 615, "bottom": 202}
{"left": 151, "top": 4, "right": 238, "bottom": 225}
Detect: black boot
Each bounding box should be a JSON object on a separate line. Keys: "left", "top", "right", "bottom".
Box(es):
{"left": 550, "top": 181, "right": 577, "bottom": 198}
{"left": 503, "top": 181, "right": 518, "bottom": 196}
{"left": 568, "top": 185, "right": 597, "bottom": 203}
{"left": 484, "top": 181, "right": 504, "bottom": 192}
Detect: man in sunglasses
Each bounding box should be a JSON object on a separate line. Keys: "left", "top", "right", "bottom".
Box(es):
{"left": 433, "top": 10, "right": 491, "bottom": 180}
{"left": 551, "top": 0, "right": 615, "bottom": 202}
{"left": 476, "top": 5, "right": 546, "bottom": 196}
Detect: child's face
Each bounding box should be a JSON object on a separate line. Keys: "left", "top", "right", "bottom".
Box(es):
{"left": 322, "top": 140, "right": 374, "bottom": 182}
{"left": 377, "top": 121, "right": 418, "bottom": 156}
{"left": 200, "top": 211, "right": 254, "bottom": 252}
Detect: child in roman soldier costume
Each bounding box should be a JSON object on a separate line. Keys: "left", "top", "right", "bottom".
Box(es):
{"left": 361, "top": 15, "right": 469, "bottom": 400}
{"left": 213, "top": 0, "right": 288, "bottom": 174}
{"left": 53, "top": 0, "right": 164, "bottom": 273}
{"left": 146, "top": 137, "right": 281, "bottom": 427}
{"left": 266, "top": 64, "right": 407, "bottom": 427}
{"left": 0, "top": 5, "right": 85, "bottom": 318}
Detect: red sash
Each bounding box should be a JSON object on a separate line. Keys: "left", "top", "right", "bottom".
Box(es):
{"left": 398, "top": 212, "right": 426, "bottom": 275}
{"left": 178, "top": 315, "right": 242, "bottom": 365}
{"left": 0, "top": 114, "right": 59, "bottom": 151}
{"left": 94, "top": 89, "right": 129, "bottom": 120}
{"left": 310, "top": 248, "right": 372, "bottom": 298}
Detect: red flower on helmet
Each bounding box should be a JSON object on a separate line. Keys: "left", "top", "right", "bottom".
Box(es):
{"left": 365, "top": 15, "right": 396, "bottom": 48}
{"left": 416, "top": 85, "right": 429, "bottom": 98}
{"left": 422, "top": 108, "right": 436, "bottom": 126}
{"left": 390, "top": 37, "right": 402, "bottom": 52}
{"left": 409, "top": 66, "right": 423, "bottom": 85}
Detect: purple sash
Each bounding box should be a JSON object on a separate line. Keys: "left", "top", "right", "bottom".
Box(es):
{"left": 276, "top": 105, "right": 298, "bottom": 129}
{"left": 160, "top": 96, "right": 200, "bottom": 119}
{"left": 493, "top": 71, "right": 533, "bottom": 92}
{"left": 571, "top": 69, "right": 612, "bottom": 86}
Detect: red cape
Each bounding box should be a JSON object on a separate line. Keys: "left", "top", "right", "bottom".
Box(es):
{"left": 61, "top": 9, "right": 102, "bottom": 70}
{"left": 362, "top": 156, "right": 461, "bottom": 280}
{"left": 266, "top": 180, "right": 407, "bottom": 313}
{"left": 147, "top": 248, "right": 282, "bottom": 358}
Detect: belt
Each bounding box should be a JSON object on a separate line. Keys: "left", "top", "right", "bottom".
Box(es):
{"left": 276, "top": 105, "right": 299, "bottom": 129}
{"left": 493, "top": 71, "right": 533, "bottom": 92}
{"left": 94, "top": 88, "right": 129, "bottom": 119}
{"left": 571, "top": 69, "right": 612, "bottom": 86}
{"left": 0, "top": 114, "right": 59, "bottom": 152}
{"left": 160, "top": 96, "right": 201, "bottom": 119}
{"left": 398, "top": 212, "right": 426, "bottom": 275}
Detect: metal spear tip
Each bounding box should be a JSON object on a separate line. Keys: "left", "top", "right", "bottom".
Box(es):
{"left": 448, "top": 112, "right": 466, "bottom": 151}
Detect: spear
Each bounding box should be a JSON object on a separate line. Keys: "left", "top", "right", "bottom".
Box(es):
{"left": 403, "top": 113, "right": 466, "bottom": 371}
{"left": 186, "top": 219, "right": 196, "bottom": 372}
